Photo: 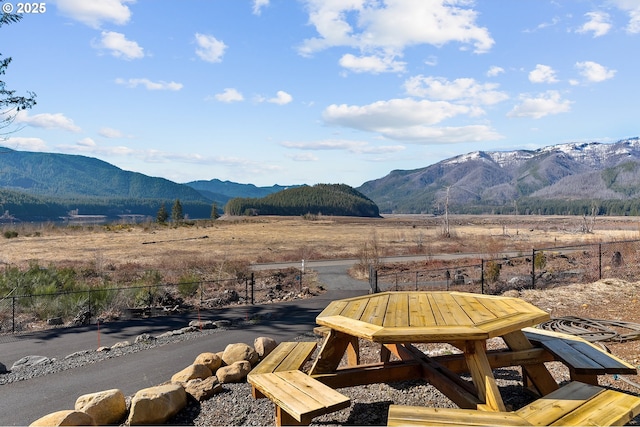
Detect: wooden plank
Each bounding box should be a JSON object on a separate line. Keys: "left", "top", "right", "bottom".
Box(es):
{"left": 362, "top": 293, "right": 390, "bottom": 326}
{"left": 250, "top": 342, "right": 298, "bottom": 375}
{"left": 427, "top": 293, "right": 447, "bottom": 327}
{"left": 339, "top": 298, "right": 369, "bottom": 322}
{"left": 316, "top": 315, "right": 383, "bottom": 341}
{"left": 384, "top": 293, "right": 406, "bottom": 327}
{"left": 387, "top": 405, "right": 529, "bottom": 426}
{"left": 309, "top": 329, "right": 352, "bottom": 375}
{"left": 475, "top": 295, "right": 519, "bottom": 318}
{"left": 476, "top": 312, "right": 550, "bottom": 338}
{"left": 515, "top": 381, "right": 604, "bottom": 426}
{"left": 371, "top": 325, "right": 487, "bottom": 343}
{"left": 393, "top": 292, "right": 410, "bottom": 327}
{"left": 279, "top": 342, "right": 317, "bottom": 371}
{"left": 502, "top": 330, "right": 559, "bottom": 396}
{"left": 249, "top": 370, "right": 350, "bottom": 425}
{"left": 453, "top": 294, "right": 496, "bottom": 324}
{"left": 430, "top": 293, "right": 468, "bottom": 326}
{"left": 409, "top": 292, "right": 437, "bottom": 327}
{"left": 551, "top": 388, "right": 640, "bottom": 426}
{"left": 317, "top": 300, "right": 350, "bottom": 318}
{"left": 311, "top": 360, "right": 422, "bottom": 389}
{"left": 463, "top": 340, "right": 506, "bottom": 412}
{"left": 541, "top": 339, "right": 605, "bottom": 372}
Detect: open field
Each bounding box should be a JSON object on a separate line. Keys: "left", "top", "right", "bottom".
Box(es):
{"left": 1, "top": 214, "right": 639, "bottom": 269}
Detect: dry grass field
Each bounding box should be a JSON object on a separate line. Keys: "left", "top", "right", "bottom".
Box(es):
{"left": 1, "top": 214, "right": 639, "bottom": 270}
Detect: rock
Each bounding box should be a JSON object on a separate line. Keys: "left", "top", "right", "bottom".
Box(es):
{"left": 111, "top": 340, "right": 131, "bottom": 349}
{"left": 74, "top": 389, "right": 126, "bottom": 425}
{"left": 47, "top": 317, "right": 63, "bottom": 326}
{"left": 221, "top": 343, "right": 259, "bottom": 366}
{"left": 254, "top": 337, "right": 278, "bottom": 359}
{"left": 0, "top": 361, "right": 7, "bottom": 374}
{"left": 134, "top": 333, "right": 156, "bottom": 344}
{"left": 171, "top": 364, "right": 212, "bottom": 383}
{"left": 127, "top": 383, "right": 187, "bottom": 425}
{"left": 216, "top": 360, "right": 251, "bottom": 383}
{"left": 189, "top": 320, "right": 217, "bottom": 329}
{"left": 29, "top": 410, "right": 96, "bottom": 426}
{"left": 96, "top": 346, "right": 110, "bottom": 352}
{"left": 11, "top": 355, "right": 52, "bottom": 370}
{"left": 193, "top": 352, "right": 222, "bottom": 373}
{"left": 213, "top": 319, "right": 231, "bottom": 328}
{"left": 183, "top": 376, "right": 222, "bottom": 401}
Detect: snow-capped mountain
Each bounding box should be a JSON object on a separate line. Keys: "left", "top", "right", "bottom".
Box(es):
{"left": 357, "top": 138, "right": 640, "bottom": 214}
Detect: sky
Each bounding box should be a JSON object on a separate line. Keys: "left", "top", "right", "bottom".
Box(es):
{"left": 1, "top": 0, "right": 639, "bottom": 188}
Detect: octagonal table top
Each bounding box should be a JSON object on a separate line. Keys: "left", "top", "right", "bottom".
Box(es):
{"left": 316, "top": 291, "right": 550, "bottom": 343}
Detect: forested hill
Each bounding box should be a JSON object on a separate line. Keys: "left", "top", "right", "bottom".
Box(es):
{"left": 225, "top": 184, "right": 380, "bottom": 217}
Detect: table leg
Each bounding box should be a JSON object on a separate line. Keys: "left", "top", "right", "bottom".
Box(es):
{"left": 502, "top": 330, "right": 559, "bottom": 396}
{"left": 309, "top": 329, "right": 358, "bottom": 375}
{"left": 464, "top": 340, "right": 506, "bottom": 412}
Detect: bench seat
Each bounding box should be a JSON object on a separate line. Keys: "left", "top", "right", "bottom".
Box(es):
{"left": 523, "top": 327, "right": 637, "bottom": 384}
{"left": 388, "top": 381, "right": 640, "bottom": 426}
{"left": 248, "top": 369, "right": 350, "bottom": 426}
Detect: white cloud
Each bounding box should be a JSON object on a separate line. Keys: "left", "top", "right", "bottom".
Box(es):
{"left": 529, "top": 64, "right": 559, "bottom": 84}
{"left": 507, "top": 90, "right": 572, "bottom": 119}
{"left": 575, "top": 61, "right": 616, "bottom": 82}
{"left": 281, "top": 139, "right": 405, "bottom": 154}
{"left": 610, "top": 0, "right": 640, "bottom": 33}
{"left": 339, "top": 53, "right": 406, "bottom": 73}
{"left": 404, "top": 76, "right": 509, "bottom": 105}
{"left": 577, "top": 11, "right": 611, "bottom": 37}
{"left": 4, "top": 136, "right": 48, "bottom": 151}
{"left": 99, "top": 127, "right": 125, "bottom": 138}
{"left": 115, "top": 78, "right": 183, "bottom": 91}
{"left": 54, "top": 0, "right": 135, "bottom": 28}
{"left": 298, "top": 0, "right": 494, "bottom": 73}
{"left": 268, "top": 91, "right": 293, "bottom": 105}
{"left": 77, "top": 137, "right": 96, "bottom": 147}
{"left": 321, "top": 97, "right": 502, "bottom": 143}
{"left": 286, "top": 152, "right": 319, "bottom": 162}
{"left": 93, "top": 31, "right": 144, "bottom": 60}
{"left": 215, "top": 88, "right": 244, "bottom": 103}
{"left": 15, "top": 110, "right": 81, "bottom": 132}
{"left": 194, "top": 33, "right": 227, "bottom": 63}
{"left": 252, "top": 0, "right": 269, "bottom": 15}
{"left": 487, "top": 66, "right": 505, "bottom": 77}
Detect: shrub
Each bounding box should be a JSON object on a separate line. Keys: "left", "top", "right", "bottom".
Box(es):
{"left": 485, "top": 260, "right": 501, "bottom": 284}
{"left": 3, "top": 230, "right": 18, "bottom": 239}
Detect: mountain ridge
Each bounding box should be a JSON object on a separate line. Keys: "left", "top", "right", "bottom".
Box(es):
{"left": 356, "top": 137, "right": 640, "bottom": 214}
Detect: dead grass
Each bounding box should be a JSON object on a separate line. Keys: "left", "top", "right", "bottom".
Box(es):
{"left": 1, "top": 214, "right": 639, "bottom": 270}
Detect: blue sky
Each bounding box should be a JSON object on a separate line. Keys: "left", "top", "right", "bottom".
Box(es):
{"left": 2, "top": 0, "right": 639, "bottom": 187}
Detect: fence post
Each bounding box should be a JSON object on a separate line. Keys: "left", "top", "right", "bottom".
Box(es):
{"left": 480, "top": 260, "right": 484, "bottom": 294}
{"left": 599, "top": 243, "right": 602, "bottom": 280}
{"left": 12, "top": 296, "right": 15, "bottom": 334}
{"left": 531, "top": 249, "right": 536, "bottom": 289}
{"left": 251, "top": 272, "right": 255, "bottom": 305}
{"left": 415, "top": 271, "right": 418, "bottom": 291}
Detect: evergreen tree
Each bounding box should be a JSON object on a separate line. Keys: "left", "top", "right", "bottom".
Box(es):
{"left": 171, "top": 199, "right": 183, "bottom": 223}
{"left": 156, "top": 203, "right": 168, "bottom": 223}
{"left": 211, "top": 202, "right": 220, "bottom": 219}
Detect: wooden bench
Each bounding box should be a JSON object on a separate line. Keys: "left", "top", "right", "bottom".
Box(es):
{"left": 248, "top": 341, "right": 318, "bottom": 398}
{"left": 523, "top": 327, "right": 637, "bottom": 385}
{"left": 248, "top": 369, "right": 351, "bottom": 426}
{"left": 388, "top": 381, "right": 640, "bottom": 426}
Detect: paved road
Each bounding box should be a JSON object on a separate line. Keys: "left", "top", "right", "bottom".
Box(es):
{"left": 0, "top": 263, "right": 370, "bottom": 426}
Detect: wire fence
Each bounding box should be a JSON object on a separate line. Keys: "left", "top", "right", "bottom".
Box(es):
{"left": 0, "top": 270, "right": 307, "bottom": 336}
{"left": 371, "top": 239, "right": 640, "bottom": 294}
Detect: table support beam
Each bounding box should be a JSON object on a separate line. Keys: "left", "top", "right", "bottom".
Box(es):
{"left": 464, "top": 340, "right": 507, "bottom": 412}
{"left": 309, "top": 329, "right": 359, "bottom": 375}
{"left": 502, "top": 330, "right": 559, "bottom": 396}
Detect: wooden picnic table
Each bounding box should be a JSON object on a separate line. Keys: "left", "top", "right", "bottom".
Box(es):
{"left": 309, "top": 291, "right": 560, "bottom": 412}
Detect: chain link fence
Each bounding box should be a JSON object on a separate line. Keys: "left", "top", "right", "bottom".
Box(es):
{"left": 0, "top": 269, "right": 308, "bottom": 336}
{"left": 372, "top": 239, "right": 640, "bottom": 295}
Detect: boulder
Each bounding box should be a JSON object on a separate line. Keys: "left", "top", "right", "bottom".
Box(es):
{"left": 171, "top": 364, "right": 212, "bottom": 383}
{"left": 30, "top": 410, "right": 96, "bottom": 426}
{"left": 11, "top": 355, "right": 52, "bottom": 370}
{"left": 193, "top": 352, "right": 222, "bottom": 373}
{"left": 183, "top": 376, "right": 223, "bottom": 401}
{"left": 216, "top": 360, "right": 251, "bottom": 383}
{"left": 221, "top": 343, "right": 259, "bottom": 366}
{"left": 189, "top": 320, "right": 216, "bottom": 330}
{"left": 127, "top": 383, "right": 187, "bottom": 425}
{"left": 111, "top": 340, "right": 131, "bottom": 349}
{"left": 74, "top": 388, "right": 126, "bottom": 425}
{"left": 135, "top": 333, "right": 156, "bottom": 344}
{"left": 254, "top": 337, "right": 278, "bottom": 359}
